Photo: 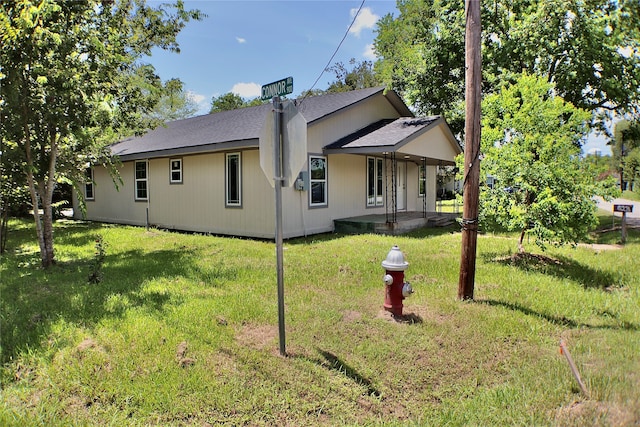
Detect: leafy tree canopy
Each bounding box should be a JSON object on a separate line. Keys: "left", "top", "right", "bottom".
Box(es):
{"left": 298, "top": 59, "right": 382, "bottom": 99}
{"left": 325, "top": 59, "right": 381, "bottom": 93}
{"left": 209, "top": 92, "right": 264, "bottom": 113}
{"left": 0, "top": 0, "right": 203, "bottom": 267}
{"left": 149, "top": 78, "right": 198, "bottom": 121}
{"left": 611, "top": 119, "right": 640, "bottom": 190}
{"left": 375, "top": 0, "right": 640, "bottom": 136}
{"left": 478, "top": 73, "right": 619, "bottom": 251}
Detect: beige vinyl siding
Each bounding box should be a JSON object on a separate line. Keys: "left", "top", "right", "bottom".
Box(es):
{"left": 398, "top": 124, "right": 459, "bottom": 163}
{"left": 81, "top": 150, "right": 278, "bottom": 238}
{"left": 147, "top": 150, "right": 275, "bottom": 237}
{"left": 307, "top": 95, "right": 400, "bottom": 153}
{"left": 405, "top": 162, "right": 436, "bottom": 212}
{"left": 78, "top": 162, "right": 149, "bottom": 226}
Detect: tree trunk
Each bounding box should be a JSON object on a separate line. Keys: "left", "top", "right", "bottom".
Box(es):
{"left": 518, "top": 229, "right": 526, "bottom": 253}
{"left": 23, "top": 120, "right": 58, "bottom": 268}
{"left": 0, "top": 203, "right": 8, "bottom": 254}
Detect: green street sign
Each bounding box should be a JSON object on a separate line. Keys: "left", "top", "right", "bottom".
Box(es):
{"left": 261, "top": 76, "right": 293, "bottom": 100}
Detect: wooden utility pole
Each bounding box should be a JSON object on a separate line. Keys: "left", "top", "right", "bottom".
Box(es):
{"left": 458, "top": 0, "right": 481, "bottom": 300}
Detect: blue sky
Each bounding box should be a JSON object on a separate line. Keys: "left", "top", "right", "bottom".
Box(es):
{"left": 146, "top": 0, "right": 612, "bottom": 155}
{"left": 148, "top": 0, "right": 396, "bottom": 111}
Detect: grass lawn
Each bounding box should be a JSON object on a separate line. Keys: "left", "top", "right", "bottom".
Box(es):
{"left": 1, "top": 213, "right": 638, "bottom": 426}
{"left": 621, "top": 190, "right": 640, "bottom": 202}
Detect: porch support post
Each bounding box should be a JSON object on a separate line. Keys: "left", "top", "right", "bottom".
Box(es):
{"left": 422, "top": 158, "right": 427, "bottom": 218}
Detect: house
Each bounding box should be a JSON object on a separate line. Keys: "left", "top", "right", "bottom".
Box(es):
{"left": 73, "top": 87, "right": 462, "bottom": 238}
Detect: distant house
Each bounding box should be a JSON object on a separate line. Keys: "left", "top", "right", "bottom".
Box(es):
{"left": 73, "top": 87, "right": 462, "bottom": 238}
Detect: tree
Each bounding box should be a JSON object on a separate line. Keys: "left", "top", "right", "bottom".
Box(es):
{"left": 209, "top": 92, "right": 263, "bottom": 113}
{"left": 374, "top": 0, "right": 640, "bottom": 136}
{"left": 149, "top": 78, "right": 198, "bottom": 121}
{"left": 325, "top": 59, "right": 381, "bottom": 93}
{"left": 0, "top": 137, "right": 31, "bottom": 253}
{"left": 479, "top": 74, "right": 619, "bottom": 252}
{"left": 210, "top": 92, "right": 245, "bottom": 113}
{"left": 0, "top": 0, "right": 203, "bottom": 268}
{"left": 610, "top": 119, "right": 640, "bottom": 191}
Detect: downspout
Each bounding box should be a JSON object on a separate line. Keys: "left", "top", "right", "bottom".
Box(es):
{"left": 146, "top": 159, "right": 150, "bottom": 231}
{"left": 299, "top": 189, "right": 307, "bottom": 237}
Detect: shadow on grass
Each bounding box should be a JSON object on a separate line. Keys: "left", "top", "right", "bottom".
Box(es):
{"left": 481, "top": 251, "right": 622, "bottom": 290}
{"left": 1, "top": 243, "right": 206, "bottom": 365}
{"left": 286, "top": 225, "right": 460, "bottom": 247}
{"left": 315, "top": 349, "right": 382, "bottom": 397}
{"left": 477, "top": 299, "right": 639, "bottom": 331}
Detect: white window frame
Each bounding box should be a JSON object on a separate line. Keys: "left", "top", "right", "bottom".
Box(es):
{"left": 170, "top": 158, "right": 182, "bottom": 184}
{"left": 366, "top": 157, "right": 384, "bottom": 207}
{"left": 419, "top": 164, "right": 427, "bottom": 197}
{"left": 84, "top": 167, "right": 94, "bottom": 200}
{"left": 134, "top": 160, "right": 148, "bottom": 201}
{"left": 309, "top": 155, "right": 328, "bottom": 207}
{"left": 225, "top": 152, "right": 242, "bottom": 207}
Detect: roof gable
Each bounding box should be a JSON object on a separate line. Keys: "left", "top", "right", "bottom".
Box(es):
{"left": 324, "top": 116, "right": 462, "bottom": 164}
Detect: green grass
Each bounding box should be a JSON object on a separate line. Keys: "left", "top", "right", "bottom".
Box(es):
{"left": 1, "top": 215, "right": 639, "bottom": 426}
{"left": 621, "top": 190, "right": 640, "bottom": 202}
{"left": 436, "top": 198, "right": 462, "bottom": 213}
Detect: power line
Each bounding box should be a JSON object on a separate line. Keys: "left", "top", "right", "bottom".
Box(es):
{"left": 298, "top": 0, "right": 366, "bottom": 106}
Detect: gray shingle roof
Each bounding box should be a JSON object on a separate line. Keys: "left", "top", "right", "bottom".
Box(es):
{"left": 324, "top": 116, "right": 443, "bottom": 153}
{"left": 111, "top": 86, "right": 406, "bottom": 160}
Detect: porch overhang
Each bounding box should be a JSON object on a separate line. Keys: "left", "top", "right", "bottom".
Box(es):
{"left": 323, "top": 116, "right": 462, "bottom": 165}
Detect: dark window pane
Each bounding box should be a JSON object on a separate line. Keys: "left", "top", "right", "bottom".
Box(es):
{"left": 310, "top": 158, "right": 326, "bottom": 180}
{"left": 136, "top": 181, "right": 147, "bottom": 199}
{"left": 227, "top": 154, "right": 240, "bottom": 205}
{"left": 311, "top": 182, "right": 325, "bottom": 204}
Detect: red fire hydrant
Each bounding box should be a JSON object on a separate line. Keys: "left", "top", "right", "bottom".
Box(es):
{"left": 382, "top": 245, "right": 413, "bottom": 317}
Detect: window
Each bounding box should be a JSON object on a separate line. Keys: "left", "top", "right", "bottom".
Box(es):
{"left": 367, "top": 157, "right": 384, "bottom": 206}
{"left": 170, "top": 158, "right": 182, "bottom": 184}
{"left": 225, "top": 152, "right": 241, "bottom": 207}
{"left": 84, "top": 167, "right": 94, "bottom": 200}
{"left": 419, "top": 164, "right": 427, "bottom": 196}
{"left": 309, "top": 155, "right": 327, "bottom": 207}
{"left": 135, "top": 160, "right": 148, "bottom": 201}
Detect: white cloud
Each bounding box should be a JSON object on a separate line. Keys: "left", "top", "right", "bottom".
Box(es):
{"left": 236, "top": 36, "right": 246, "bottom": 44}
{"left": 187, "top": 91, "right": 206, "bottom": 105}
{"left": 231, "top": 82, "right": 261, "bottom": 99}
{"left": 362, "top": 43, "right": 376, "bottom": 60}
{"left": 187, "top": 91, "right": 209, "bottom": 114}
{"left": 349, "top": 7, "right": 379, "bottom": 37}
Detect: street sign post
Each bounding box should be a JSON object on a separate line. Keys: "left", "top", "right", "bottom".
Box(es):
{"left": 258, "top": 77, "right": 307, "bottom": 356}
{"left": 613, "top": 204, "right": 633, "bottom": 244}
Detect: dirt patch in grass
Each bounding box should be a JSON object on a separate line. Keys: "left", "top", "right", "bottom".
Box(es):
{"left": 495, "top": 252, "right": 564, "bottom": 266}
{"left": 342, "top": 310, "right": 362, "bottom": 322}
{"left": 375, "top": 304, "right": 451, "bottom": 325}
{"left": 236, "top": 324, "right": 278, "bottom": 350}
{"left": 76, "top": 338, "right": 99, "bottom": 352}
{"left": 580, "top": 243, "right": 623, "bottom": 252}
{"left": 554, "top": 400, "right": 638, "bottom": 426}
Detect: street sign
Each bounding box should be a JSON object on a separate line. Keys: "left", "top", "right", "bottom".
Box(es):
{"left": 261, "top": 76, "right": 293, "bottom": 100}
{"left": 614, "top": 204, "right": 633, "bottom": 213}
{"left": 258, "top": 100, "right": 307, "bottom": 187}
